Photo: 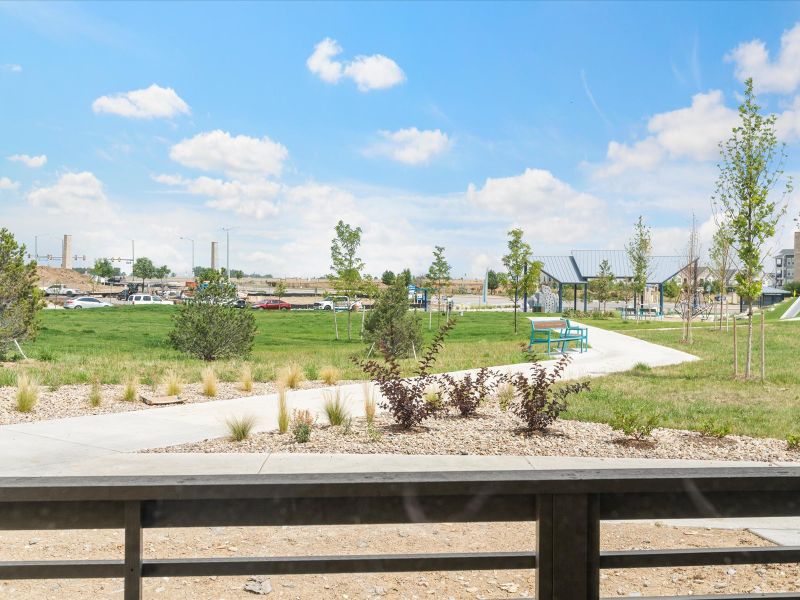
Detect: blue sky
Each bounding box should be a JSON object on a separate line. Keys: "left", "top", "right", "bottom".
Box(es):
{"left": 2, "top": 1, "right": 800, "bottom": 277}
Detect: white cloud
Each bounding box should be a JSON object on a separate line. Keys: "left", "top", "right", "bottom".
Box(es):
{"left": 155, "top": 173, "right": 282, "bottom": 219}
{"left": 467, "top": 168, "right": 610, "bottom": 245}
{"left": 727, "top": 23, "right": 800, "bottom": 94}
{"left": 307, "top": 37, "right": 405, "bottom": 91}
{"left": 367, "top": 128, "right": 451, "bottom": 165}
{"left": 27, "top": 172, "right": 113, "bottom": 219}
{"left": 344, "top": 54, "right": 405, "bottom": 92}
{"left": 0, "top": 176, "right": 19, "bottom": 190}
{"left": 169, "top": 130, "right": 288, "bottom": 178}
{"left": 597, "top": 90, "right": 737, "bottom": 176}
{"left": 306, "top": 38, "right": 343, "bottom": 83}
{"left": 1, "top": 64, "right": 22, "bottom": 73}
{"left": 92, "top": 84, "right": 190, "bottom": 119}
{"left": 7, "top": 153, "right": 47, "bottom": 168}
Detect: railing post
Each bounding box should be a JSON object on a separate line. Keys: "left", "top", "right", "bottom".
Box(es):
{"left": 537, "top": 494, "right": 599, "bottom": 600}
{"left": 124, "top": 501, "right": 143, "bottom": 600}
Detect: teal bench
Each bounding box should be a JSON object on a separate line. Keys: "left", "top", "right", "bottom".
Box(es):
{"left": 527, "top": 317, "right": 587, "bottom": 354}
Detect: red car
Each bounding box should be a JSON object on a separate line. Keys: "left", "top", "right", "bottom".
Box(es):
{"left": 253, "top": 299, "right": 291, "bottom": 311}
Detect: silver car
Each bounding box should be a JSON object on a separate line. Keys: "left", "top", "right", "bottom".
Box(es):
{"left": 64, "top": 296, "right": 112, "bottom": 309}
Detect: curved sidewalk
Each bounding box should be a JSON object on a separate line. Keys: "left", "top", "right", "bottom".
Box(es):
{"left": 0, "top": 323, "right": 697, "bottom": 476}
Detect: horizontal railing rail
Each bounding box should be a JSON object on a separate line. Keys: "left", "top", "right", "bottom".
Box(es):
{"left": 0, "top": 467, "right": 799, "bottom": 600}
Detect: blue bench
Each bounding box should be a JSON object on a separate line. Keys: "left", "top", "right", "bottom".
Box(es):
{"left": 527, "top": 317, "right": 587, "bottom": 354}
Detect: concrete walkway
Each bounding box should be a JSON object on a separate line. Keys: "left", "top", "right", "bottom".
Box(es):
{"left": 0, "top": 322, "right": 698, "bottom": 475}
{"left": 780, "top": 296, "right": 800, "bottom": 320}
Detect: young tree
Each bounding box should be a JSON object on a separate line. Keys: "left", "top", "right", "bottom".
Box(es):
{"left": 589, "top": 259, "right": 614, "bottom": 312}
{"left": 168, "top": 279, "right": 257, "bottom": 360}
{"left": 709, "top": 221, "right": 734, "bottom": 330}
{"left": 713, "top": 78, "right": 792, "bottom": 379}
{"left": 662, "top": 278, "right": 680, "bottom": 300}
{"left": 381, "top": 270, "right": 396, "bottom": 286}
{"left": 426, "top": 245, "right": 452, "bottom": 328}
{"left": 274, "top": 281, "right": 287, "bottom": 299}
{"left": 399, "top": 268, "right": 413, "bottom": 287}
{"left": 155, "top": 265, "right": 170, "bottom": 282}
{"left": 487, "top": 269, "right": 500, "bottom": 293}
{"left": 502, "top": 229, "right": 542, "bottom": 333}
{"left": 330, "top": 220, "right": 365, "bottom": 341}
{"left": 132, "top": 257, "right": 157, "bottom": 290}
{"left": 616, "top": 279, "right": 634, "bottom": 312}
{"left": 363, "top": 277, "right": 423, "bottom": 357}
{"left": 91, "top": 258, "right": 116, "bottom": 281}
{"left": 625, "top": 216, "right": 652, "bottom": 320}
{"left": 678, "top": 215, "right": 701, "bottom": 344}
{"left": 0, "top": 229, "right": 42, "bottom": 358}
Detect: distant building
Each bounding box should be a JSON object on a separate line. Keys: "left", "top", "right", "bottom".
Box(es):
{"left": 773, "top": 231, "right": 800, "bottom": 287}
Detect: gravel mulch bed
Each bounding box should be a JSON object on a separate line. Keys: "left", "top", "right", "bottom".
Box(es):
{"left": 0, "top": 522, "right": 797, "bottom": 598}
{"left": 0, "top": 380, "right": 356, "bottom": 425}
{"left": 149, "top": 404, "right": 800, "bottom": 462}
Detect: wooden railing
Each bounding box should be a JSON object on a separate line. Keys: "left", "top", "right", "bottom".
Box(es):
{"left": 1, "top": 468, "right": 799, "bottom": 599}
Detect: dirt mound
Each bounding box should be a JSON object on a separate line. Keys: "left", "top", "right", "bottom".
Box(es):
{"left": 36, "top": 266, "right": 94, "bottom": 289}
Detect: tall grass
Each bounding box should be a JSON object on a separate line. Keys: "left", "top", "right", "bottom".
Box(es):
{"left": 363, "top": 382, "right": 376, "bottom": 424}
{"left": 495, "top": 381, "right": 516, "bottom": 411}
{"left": 226, "top": 414, "right": 257, "bottom": 441}
{"left": 240, "top": 363, "right": 254, "bottom": 393}
{"left": 277, "top": 382, "right": 290, "bottom": 434}
{"left": 15, "top": 372, "right": 39, "bottom": 413}
{"left": 278, "top": 362, "right": 305, "bottom": 389}
{"left": 164, "top": 369, "right": 183, "bottom": 396}
{"left": 322, "top": 387, "right": 350, "bottom": 426}
{"left": 121, "top": 376, "right": 138, "bottom": 402}
{"left": 319, "top": 365, "right": 340, "bottom": 385}
{"left": 88, "top": 380, "right": 102, "bottom": 407}
{"left": 201, "top": 366, "right": 218, "bottom": 397}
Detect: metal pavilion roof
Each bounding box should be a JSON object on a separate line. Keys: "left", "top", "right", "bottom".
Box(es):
{"left": 532, "top": 250, "right": 687, "bottom": 285}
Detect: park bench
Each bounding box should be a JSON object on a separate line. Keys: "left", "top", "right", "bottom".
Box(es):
{"left": 527, "top": 317, "right": 587, "bottom": 354}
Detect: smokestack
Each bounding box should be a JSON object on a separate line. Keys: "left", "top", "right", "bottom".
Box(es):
{"left": 795, "top": 231, "right": 800, "bottom": 283}
{"left": 211, "top": 241, "right": 219, "bottom": 270}
{"left": 61, "top": 235, "right": 73, "bottom": 269}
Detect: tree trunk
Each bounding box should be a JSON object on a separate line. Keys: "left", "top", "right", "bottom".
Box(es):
{"left": 513, "top": 288, "right": 518, "bottom": 333}
{"left": 719, "top": 297, "right": 724, "bottom": 331}
{"left": 347, "top": 308, "right": 352, "bottom": 341}
{"left": 733, "top": 317, "right": 738, "bottom": 377}
{"left": 745, "top": 304, "right": 753, "bottom": 379}
{"left": 760, "top": 310, "right": 765, "bottom": 383}
{"left": 333, "top": 306, "right": 339, "bottom": 340}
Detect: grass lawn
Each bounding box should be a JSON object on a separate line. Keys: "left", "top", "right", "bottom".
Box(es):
{"left": 1, "top": 307, "right": 537, "bottom": 388}
{"left": 567, "top": 304, "right": 800, "bottom": 439}
{"left": 3, "top": 301, "right": 798, "bottom": 439}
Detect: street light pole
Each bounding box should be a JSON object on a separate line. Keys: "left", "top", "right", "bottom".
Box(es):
{"left": 180, "top": 236, "right": 195, "bottom": 277}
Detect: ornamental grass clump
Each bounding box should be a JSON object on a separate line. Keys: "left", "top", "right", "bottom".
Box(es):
{"left": 88, "top": 380, "right": 102, "bottom": 408}
{"left": 239, "top": 363, "right": 254, "bottom": 393}
{"left": 277, "top": 383, "right": 289, "bottom": 433}
{"left": 121, "top": 376, "right": 138, "bottom": 402}
{"left": 322, "top": 387, "right": 350, "bottom": 426}
{"left": 226, "top": 414, "right": 257, "bottom": 441}
{"left": 319, "top": 365, "right": 340, "bottom": 385}
{"left": 201, "top": 367, "right": 218, "bottom": 397}
{"left": 362, "top": 382, "right": 376, "bottom": 424}
{"left": 164, "top": 369, "right": 182, "bottom": 396}
{"left": 278, "top": 362, "right": 305, "bottom": 389}
{"left": 15, "top": 372, "right": 38, "bottom": 413}
{"left": 495, "top": 381, "right": 516, "bottom": 411}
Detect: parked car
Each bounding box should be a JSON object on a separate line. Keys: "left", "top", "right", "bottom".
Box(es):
{"left": 64, "top": 296, "right": 113, "bottom": 309}
{"left": 313, "top": 295, "right": 351, "bottom": 311}
{"left": 43, "top": 284, "right": 80, "bottom": 297}
{"left": 253, "top": 299, "right": 291, "bottom": 310}
{"left": 126, "top": 294, "right": 174, "bottom": 306}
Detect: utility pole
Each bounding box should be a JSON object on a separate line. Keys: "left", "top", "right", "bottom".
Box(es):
{"left": 180, "top": 236, "right": 195, "bottom": 277}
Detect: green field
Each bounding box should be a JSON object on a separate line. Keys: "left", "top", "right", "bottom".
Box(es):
{"left": 2, "top": 307, "right": 536, "bottom": 387}
{"left": 3, "top": 302, "right": 799, "bottom": 439}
